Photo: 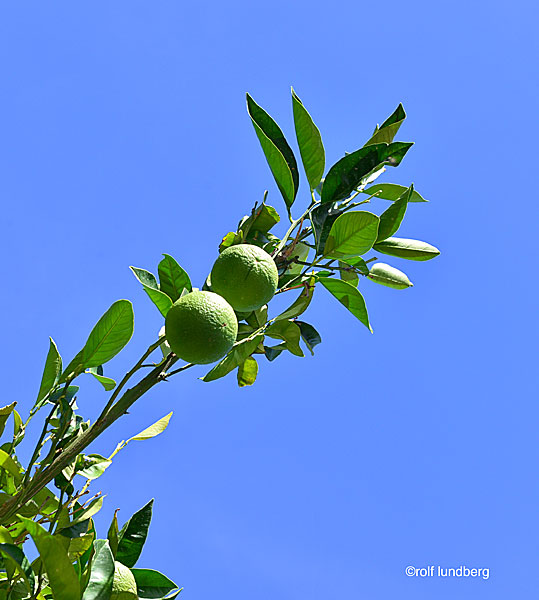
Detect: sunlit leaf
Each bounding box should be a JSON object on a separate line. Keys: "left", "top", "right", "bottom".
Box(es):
{"left": 373, "top": 237, "right": 440, "bottom": 261}
{"left": 129, "top": 412, "right": 173, "bottom": 442}
{"left": 266, "top": 320, "right": 304, "bottom": 357}
{"left": 131, "top": 267, "right": 173, "bottom": 317}
{"left": 202, "top": 334, "right": 264, "bottom": 383}
{"left": 237, "top": 357, "right": 259, "bottom": 387}
{"left": 364, "top": 103, "right": 406, "bottom": 146}
{"left": 376, "top": 184, "right": 412, "bottom": 241}
{"left": 275, "top": 277, "right": 315, "bottom": 321}
{"left": 368, "top": 263, "right": 413, "bottom": 289}
{"left": 361, "top": 182, "right": 428, "bottom": 203}
{"left": 0, "top": 403, "right": 16, "bottom": 438}
{"left": 319, "top": 277, "right": 372, "bottom": 332}
{"left": 36, "top": 338, "right": 62, "bottom": 406}
{"left": 131, "top": 568, "right": 179, "bottom": 599}
{"left": 81, "top": 539, "right": 114, "bottom": 600}
{"left": 324, "top": 211, "right": 380, "bottom": 258}
{"left": 158, "top": 254, "right": 192, "bottom": 302}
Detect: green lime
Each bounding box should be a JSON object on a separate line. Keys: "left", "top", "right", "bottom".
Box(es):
{"left": 111, "top": 561, "right": 138, "bottom": 600}
{"left": 210, "top": 244, "right": 278, "bottom": 312}
{"left": 165, "top": 291, "right": 238, "bottom": 364}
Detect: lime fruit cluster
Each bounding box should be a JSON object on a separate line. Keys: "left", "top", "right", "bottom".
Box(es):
{"left": 111, "top": 561, "right": 138, "bottom": 600}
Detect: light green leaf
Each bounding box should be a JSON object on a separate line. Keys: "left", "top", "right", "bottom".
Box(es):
{"left": 361, "top": 182, "right": 428, "bottom": 202}
{"left": 324, "top": 211, "right": 380, "bottom": 258}
{"left": 275, "top": 277, "right": 315, "bottom": 321}
{"left": 82, "top": 300, "right": 134, "bottom": 368}
{"left": 87, "top": 372, "right": 116, "bottom": 391}
{"left": 36, "top": 338, "right": 62, "bottom": 406}
{"left": 237, "top": 357, "right": 258, "bottom": 387}
{"left": 81, "top": 539, "right": 114, "bottom": 600}
{"left": 129, "top": 412, "right": 173, "bottom": 442}
{"left": 319, "top": 277, "right": 372, "bottom": 332}
{"left": 0, "top": 450, "right": 22, "bottom": 483}
{"left": 373, "top": 237, "right": 441, "bottom": 261}
{"left": 18, "top": 516, "right": 80, "bottom": 600}
{"left": 77, "top": 454, "right": 112, "bottom": 480}
{"left": 71, "top": 496, "right": 104, "bottom": 526}
{"left": 376, "top": 184, "right": 412, "bottom": 241}
{"left": 247, "top": 93, "right": 298, "bottom": 209}
{"left": 158, "top": 254, "right": 192, "bottom": 302}
{"left": 131, "top": 568, "right": 179, "bottom": 599}
{"left": 365, "top": 103, "right": 406, "bottom": 146}
{"left": 292, "top": 88, "right": 325, "bottom": 190}
{"left": 0, "top": 403, "right": 16, "bottom": 438}
{"left": 202, "top": 334, "right": 264, "bottom": 382}
{"left": 266, "top": 320, "right": 304, "bottom": 357}
{"left": 239, "top": 203, "right": 280, "bottom": 236}
{"left": 117, "top": 499, "right": 153, "bottom": 568}
{"left": 130, "top": 267, "right": 173, "bottom": 317}
{"left": 368, "top": 263, "right": 413, "bottom": 289}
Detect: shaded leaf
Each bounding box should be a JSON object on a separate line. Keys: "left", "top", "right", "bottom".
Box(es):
{"left": 202, "top": 334, "right": 264, "bottom": 383}
{"left": 117, "top": 499, "right": 153, "bottom": 568}
{"left": 0, "top": 403, "right": 16, "bottom": 438}
{"left": 324, "top": 211, "right": 380, "bottom": 258}
{"left": 77, "top": 454, "right": 112, "bottom": 480}
{"left": 376, "top": 184, "right": 412, "bottom": 241}
{"left": 107, "top": 511, "right": 119, "bottom": 558}
{"left": 36, "top": 338, "right": 62, "bottom": 406}
{"left": 275, "top": 277, "right": 315, "bottom": 321}
{"left": 0, "top": 543, "right": 34, "bottom": 593}
{"left": 72, "top": 496, "right": 104, "bottom": 526}
{"left": 319, "top": 277, "right": 372, "bottom": 332}
{"left": 278, "top": 242, "right": 310, "bottom": 287}
{"left": 373, "top": 237, "right": 440, "bottom": 261}
{"left": 158, "top": 255, "right": 192, "bottom": 302}
{"left": 361, "top": 182, "right": 427, "bottom": 203}
{"left": 87, "top": 372, "right": 116, "bottom": 391}
{"left": 0, "top": 450, "right": 22, "bottom": 483}
{"left": 310, "top": 202, "right": 345, "bottom": 255}
{"left": 237, "top": 357, "right": 258, "bottom": 387}
{"left": 365, "top": 104, "right": 406, "bottom": 145}
{"left": 368, "top": 263, "right": 413, "bottom": 289}
{"left": 81, "top": 539, "right": 114, "bottom": 600}
{"left": 132, "top": 568, "right": 179, "bottom": 599}
{"left": 266, "top": 321, "right": 304, "bottom": 357}
{"left": 295, "top": 321, "right": 322, "bottom": 355}
{"left": 263, "top": 343, "right": 287, "bottom": 362}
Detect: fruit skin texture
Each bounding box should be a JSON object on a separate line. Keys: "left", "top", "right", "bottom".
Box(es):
{"left": 165, "top": 291, "right": 238, "bottom": 364}
{"left": 211, "top": 244, "right": 279, "bottom": 312}
{"left": 111, "top": 561, "right": 138, "bottom": 600}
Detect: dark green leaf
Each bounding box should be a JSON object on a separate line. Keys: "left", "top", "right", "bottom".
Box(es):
{"left": 264, "top": 343, "right": 287, "bottom": 361}
{"left": 246, "top": 93, "right": 298, "bottom": 209}
{"left": 36, "top": 338, "right": 62, "bottom": 406}
{"left": 18, "top": 516, "right": 80, "bottom": 600}
{"left": 295, "top": 321, "right": 322, "bottom": 355}
{"left": 107, "top": 511, "right": 119, "bottom": 558}
{"left": 324, "top": 211, "right": 380, "bottom": 258}
{"left": 321, "top": 142, "right": 413, "bottom": 205}
{"left": 202, "top": 334, "right": 264, "bottom": 382}
{"left": 376, "top": 185, "right": 412, "bottom": 241}
{"left": 117, "top": 499, "right": 153, "bottom": 568}
{"left": 237, "top": 357, "right": 258, "bottom": 387}
{"left": 373, "top": 237, "right": 440, "bottom": 261}
{"left": 278, "top": 242, "right": 310, "bottom": 287}
{"left": 130, "top": 267, "right": 173, "bottom": 317}
{"left": 265, "top": 321, "right": 304, "bottom": 357}
{"left": 364, "top": 103, "right": 406, "bottom": 145}
{"left": 0, "top": 543, "right": 34, "bottom": 593}
{"left": 82, "top": 300, "right": 134, "bottom": 368}
{"left": 361, "top": 183, "right": 428, "bottom": 203}
{"left": 0, "top": 403, "right": 16, "bottom": 438}
{"left": 275, "top": 277, "right": 315, "bottom": 321}
{"left": 57, "top": 519, "right": 90, "bottom": 539}
{"left": 319, "top": 277, "right": 372, "bottom": 332}
{"left": 158, "top": 254, "right": 192, "bottom": 302}
{"left": 131, "top": 568, "right": 179, "bottom": 599}
{"left": 291, "top": 88, "right": 325, "bottom": 190}
{"left": 368, "top": 263, "right": 413, "bottom": 289}
{"left": 81, "top": 539, "right": 114, "bottom": 600}
{"left": 310, "top": 202, "right": 346, "bottom": 256}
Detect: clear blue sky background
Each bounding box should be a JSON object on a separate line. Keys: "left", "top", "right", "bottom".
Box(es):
{"left": 1, "top": 1, "right": 537, "bottom": 598}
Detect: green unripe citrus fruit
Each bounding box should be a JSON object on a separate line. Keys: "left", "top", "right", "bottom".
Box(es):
{"left": 165, "top": 290, "right": 238, "bottom": 364}
{"left": 111, "top": 561, "right": 138, "bottom": 600}
{"left": 210, "top": 244, "right": 279, "bottom": 312}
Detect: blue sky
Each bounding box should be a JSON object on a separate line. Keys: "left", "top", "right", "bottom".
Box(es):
{"left": 0, "top": 1, "right": 537, "bottom": 598}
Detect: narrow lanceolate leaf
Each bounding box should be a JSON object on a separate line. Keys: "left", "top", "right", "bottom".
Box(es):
{"left": 158, "top": 254, "right": 192, "bottom": 302}
{"left": 361, "top": 182, "right": 428, "bottom": 203}
{"left": 237, "top": 357, "right": 258, "bottom": 387}
{"left": 117, "top": 499, "right": 153, "bottom": 568}
{"left": 365, "top": 103, "right": 406, "bottom": 146}
{"left": 376, "top": 184, "right": 412, "bottom": 242}
{"left": 368, "top": 263, "right": 413, "bottom": 289}
{"left": 0, "top": 402, "right": 16, "bottom": 437}
{"left": 275, "top": 277, "right": 315, "bottom": 321}
{"left": 266, "top": 320, "right": 304, "bottom": 357}
{"left": 131, "top": 568, "right": 179, "bottom": 599}
{"left": 130, "top": 266, "right": 173, "bottom": 317}
{"left": 319, "top": 277, "right": 372, "bottom": 332}
{"left": 291, "top": 88, "right": 325, "bottom": 190}
{"left": 107, "top": 511, "right": 120, "bottom": 558}
{"left": 87, "top": 372, "right": 116, "bottom": 391}
{"left": 295, "top": 321, "right": 322, "bottom": 355}
{"left": 129, "top": 412, "right": 173, "bottom": 441}
{"left": 82, "top": 300, "right": 134, "bottom": 368}
{"left": 18, "top": 517, "right": 80, "bottom": 600}
{"left": 373, "top": 237, "right": 440, "bottom": 261}
{"left": 81, "top": 539, "right": 114, "bottom": 600}
{"left": 321, "top": 142, "right": 413, "bottom": 205}
{"left": 247, "top": 93, "right": 298, "bottom": 209}
{"left": 324, "top": 211, "right": 380, "bottom": 259}
{"left": 0, "top": 449, "right": 22, "bottom": 482}
{"left": 0, "top": 543, "right": 34, "bottom": 593}
{"left": 202, "top": 334, "right": 264, "bottom": 383}
{"left": 36, "top": 338, "right": 62, "bottom": 405}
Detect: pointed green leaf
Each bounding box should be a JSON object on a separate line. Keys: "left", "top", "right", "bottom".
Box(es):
{"left": 373, "top": 237, "right": 440, "bottom": 261}
{"left": 81, "top": 539, "right": 114, "bottom": 600}
{"left": 292, "top": 88, "right": 325, "bottom": 191}
{"left": 321, "top": 142, "right": 413, "bottom": 204}
{"left": 237, "top": 357, "right": 258, "bottom": 387}
{"left": 324, "top": 211, "right": 380, "bottom": 259}
{"left": 266, "top": 320, "right": 304, "bottom": 357}
{"left": 130, "top": 267, "right": 173, "bottom": 317}
{"left": 319, "top": 277, "right": 372, "bottom": 332}
{"left": 107, "top": 511, "right": 119, "bottom": 558}
{"left": 247, "top": 93, "right": 298, "bottom": 209}
{"left": 0, "top": 403, "right": 16, "bottom": 438}
{"left": 0, "top": 450, "right": 22, "bottom": 483}
{"left": 361, "top": 183, "right": 428, "bottom": 202}
{"left": 239, "top": 204, "right": 280, "bottom": 236}
{"left": 18, "top": 516, "right": 80, "bottom": 600}
{"left": 368, "top": 263, "right": 413, "bottom": 289}
{"left": 365, "top": 103, "right": 406, "bottom": 145}
{"left": 72, "top": 496, "right": 104, "bottom": 526}
{"left": 77, "top": 454, "right": 112, "bottom": 480}
{"left": 158, "top": 254, "right": 192, "bottom": 302}
{"left": 295, "top": 321, "right": 322, "bottom": 355}
{"left": 131, "top": 568, "right": 179, "bottom": 599}
{"left": 275, "top": 277, "right": 315, "bottom": 321}
{"left": 376, "top": 185, "right": 412, "bottom": 241}
{"left": 36, "top": 338, "right": 62, "bottom": 406}
{"left": 310, "top": 202, "right": 345, "bottom": 255}
{"left": 278, "top": 242, "right": 310, "bottom": 287}
{"left": 202, "top": 334, "right": 264, "bottom": 382}
{"left": 0, "top": 543, "right": 34, "bottom": 593}
{"left": 87, "top": 372, "right": 116, "bottom": 391}
{"left": 117, "top": 499, "right": 153, "bottom": 568}
{"left": 129, "top": 412, "right": 173, "bottom": 442}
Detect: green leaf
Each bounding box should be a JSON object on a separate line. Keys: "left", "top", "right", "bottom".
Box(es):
{"left": 275, "top": 277, "right": 315, "bottom": 321}
{"left": 338, "top": 261, "right": 358, "bottom": 286}
{"left": 310, "top": 202, "right": 345, "bottom": 255}
{"left": 295, "top": 321, "right": 322, "bottom": 355}
{"left": 202, "top": 334, "right": 264, "bottom": 383}
{"left": 265, "top": 320, "right": 304, "bottom": 357}
{"left": 361, "top": 182, "right": 428, "bottom": 203}
{"left": 36, "top": 338, "right": 62, "bottom": 406}
{"left": 0, "top": 403, "right": 16, "bottom": 438}
{"left": 368, "top": 263, "right": 413, "bottom": 289}
{"left": 0, "top": 543, "right": 34, "bottom": 593}
{"left": 239, "top": 204, "right": 280, "bottom": 236}
{"left": 81, "top": 539, "right": 114, "bottom": 600}
{"left": 0, "top": 450, "right": 22, "bottom": 483}
{"left": 263, "top": 343, "right": 287, "bottom": 362}
{"left": 81, "top": 300, "right": 134, "bottom": 369}
{"left": 376, "top": 184, "right": 412, "bottom": 241}
{"left": 72, "top": 496, "right": 104, "bottom": 526}
{"left": 291, "top": 88, "right": 325, "bottom": 190}
{"left": 77, "top": 454, "right": 112, "bottom": 480}
{"left": 18, "top": 516, "right": 80, "bottom": 600}
{"left": 219, "top": 231, "right": 243, "bottom": 253}
{"left": 237, "top": 357, "right": 258, "bottom": 387}
{"left": 158, "top": 254, "right": 192, "bottom": 302}
{"left": 246, "top": 93, "right": 298, "bottom": 209}
{"left": 324, "top": 211, "right": 380, "bottom": 258}
{"left": 278, "top": 242, "right": 310, "bottom": 287}
{"left": 117, "top": 499, "right": 153, "bottom": 568}
{"left": 87, "top": 372, "right": 116, "bottom": 391}
{"left": 321, "top": 142, "right": 413, "bottom": 205}
{"left": 319, "top": 277, "right": 372, "bottom": 332}
{"left": 107, "top": 511, "right": 119, "bottom": 558}
{"left": 129, "top": 412, "right": 173, "bottom": 441}
{"left": 131, "top": 568, "right": 179, "bottom": 599}
{"left": 373, "top": 237, "right": 441, "bottom": 261}
{"left": 130, "top": 267, "right": 173, "bottom": 317}
{"left": 365, "top": 103, "right": 406, "bottom": 145}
